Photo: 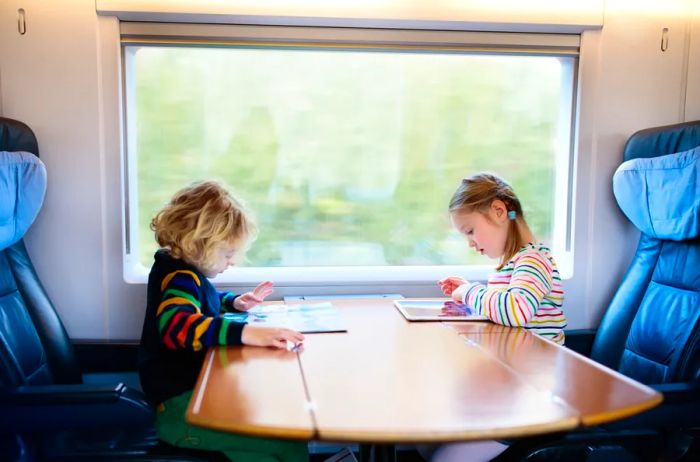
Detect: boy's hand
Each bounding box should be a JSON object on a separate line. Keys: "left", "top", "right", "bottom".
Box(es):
{"left": 241, "top": 326, "right": 305, "bottom": 349}
{"left": 438, "top": 276, "right": 468, "bottom": 295}
{"left": 234, "top": 281, "right": 274, "bottom": 311}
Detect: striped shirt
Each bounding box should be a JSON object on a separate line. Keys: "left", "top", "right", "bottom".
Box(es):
{"left": 461, "top": 243, "right": 566, "bottom": 344}
{"left": 139, "top": 250, "right": 245, "bottom": 405}
{"left": 156, "top": 269, "right": 242, "bottom": 352}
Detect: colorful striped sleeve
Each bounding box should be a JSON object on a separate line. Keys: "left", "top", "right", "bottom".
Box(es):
{"left": 157, "top": 270, "right": 244, "bottom": 351}
{"left": 219, "top": 291, "right": 241, "bottom": 313}
{"left": 464, "top": 252, "right": 554, "bottom": 327}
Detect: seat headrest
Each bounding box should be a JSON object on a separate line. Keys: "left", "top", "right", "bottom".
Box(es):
{"left": 0, "top": 151, "right": 47, "bottom": 250}
{"left": 613, "top": 147, "right": 699, "bottom": 240}
{"left": 623, "top": 120, "right": 700, "bottom": 161}
{"left": 0, "top": 117, "right": 39, "bottom": 154}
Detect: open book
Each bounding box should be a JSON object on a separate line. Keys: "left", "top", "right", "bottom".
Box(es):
{"left": 223, "top": 302, "right": 347, "bottom": 333}
{"left": 394, "top": 299, "right": 488, "bottom": 322}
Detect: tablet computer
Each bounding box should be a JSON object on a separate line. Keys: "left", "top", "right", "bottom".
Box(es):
{"left": 393, "top": 299, "right": 488, "bottom": 322}
{"left": 224, "top": 302, "right": 347, "bottom": 333}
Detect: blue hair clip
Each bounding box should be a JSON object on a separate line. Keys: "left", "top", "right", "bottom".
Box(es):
{"left": 507, "top": 210, "right": 517, "bottom": 220}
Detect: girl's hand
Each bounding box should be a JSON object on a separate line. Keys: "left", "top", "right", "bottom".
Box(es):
{"left": 234, "top": 281, "right": 274, "bottom": 311}
{"left": 438, "top": 276, "right": 468, "bottom": 295}
{"left": 451, "top": 284, "right": 470, "bottom": 303}
{"left": 241, "top": 325, "right": 305, "bottom": 349}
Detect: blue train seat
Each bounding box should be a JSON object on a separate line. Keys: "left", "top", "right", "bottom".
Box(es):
{"left": 497, "top": 120, "right": 700, "bottom": 462}
{"left": 0, "top": 116, "right": 225, "bottom": 462}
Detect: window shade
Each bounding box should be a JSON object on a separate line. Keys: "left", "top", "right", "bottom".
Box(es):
{"left": 120, "top": 22, "right": 580, "bottom": 57}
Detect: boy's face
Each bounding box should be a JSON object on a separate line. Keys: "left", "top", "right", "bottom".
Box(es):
{"left": 202, "top": 242, "right": 239, "bottom": 278}
{"left": 451, "top": 203, "right": 508, "bottom": 259}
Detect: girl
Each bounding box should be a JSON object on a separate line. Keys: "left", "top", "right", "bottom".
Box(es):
{"left": 425, "top": 173, "right": 567, "bottom": 462}
{"left": 439, "top": 173, "right": 566, "bottom": 344}
{"left": 138, "top": 180, "right": 308, "bottom": 462}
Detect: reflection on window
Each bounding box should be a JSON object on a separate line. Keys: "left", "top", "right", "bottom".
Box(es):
{"left": 125, "top": 46, "right": 574, "bottom": 268}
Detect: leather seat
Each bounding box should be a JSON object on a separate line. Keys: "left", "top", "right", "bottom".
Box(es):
{"left": 496, "top": 120, "right": 700, "bottom": 462}
{"left": 0, "top": 116, "right": 226, "bottom": 462}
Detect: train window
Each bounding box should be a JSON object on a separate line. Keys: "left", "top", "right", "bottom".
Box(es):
{"left": 121, "top": 24, "right": 578, "bottom": 284}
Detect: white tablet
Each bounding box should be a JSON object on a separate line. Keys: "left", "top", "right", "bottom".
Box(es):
{"left": 393, "top": 299, "right": 488, "bottom": 322}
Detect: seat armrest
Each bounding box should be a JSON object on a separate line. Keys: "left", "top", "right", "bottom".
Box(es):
{"left": 0, "top": 382, "right": 154, "bottom": 433}
{"left": 1, "top": 382, "right": 126, "bottom": 405}
{"left": 495, "top": 428, "right": 661, "bottom": 462}
{"left": 652, "top": 381, "right": 700, "bottom": 404}
{"left": 564, "top": 329, "right": 597, "bottom": 357}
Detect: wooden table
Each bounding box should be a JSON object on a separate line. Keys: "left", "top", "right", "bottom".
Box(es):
{"left": 187, "top": 299, "right": 662, "bottom": 450}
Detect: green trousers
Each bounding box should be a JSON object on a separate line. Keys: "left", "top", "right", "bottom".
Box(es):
{"left": 156, "top": 391, "right": 309, "bottom": 462}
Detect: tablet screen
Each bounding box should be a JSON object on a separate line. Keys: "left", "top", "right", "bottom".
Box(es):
{"left": 394, "top": 299, "right": 488, "bottom": 321}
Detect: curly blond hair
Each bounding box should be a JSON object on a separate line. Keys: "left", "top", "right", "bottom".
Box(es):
{"left": 151, "top": 180, "right": 256, "bottom": 270}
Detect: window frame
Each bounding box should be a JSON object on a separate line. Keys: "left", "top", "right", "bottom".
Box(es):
{"left": 120, "top": 23, "right": 579, "bottom": 285}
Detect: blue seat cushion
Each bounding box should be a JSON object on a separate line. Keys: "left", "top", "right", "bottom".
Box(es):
{"left": 613, "top": 147, "right": 700, "bottom": 240}
{"left": 0, "top": 151, "right": 46, "bottom": 250}
{"left": 619, "top": 276, "right": 700, "bottom": 383}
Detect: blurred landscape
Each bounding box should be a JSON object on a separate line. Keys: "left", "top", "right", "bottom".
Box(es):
{"left": 131, "top": 46, "right": 569, "bottom": 267}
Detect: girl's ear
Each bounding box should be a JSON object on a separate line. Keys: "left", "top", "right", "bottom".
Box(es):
{"left": 491, "top": 199, "right": 508, "bottom": 221}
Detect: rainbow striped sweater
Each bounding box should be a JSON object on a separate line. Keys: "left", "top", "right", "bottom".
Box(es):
{"left": 461, "top": 243, "right": 567, "bottom": 344}
{"left": 138, "top": 250, "right": 245, "bottom": 405}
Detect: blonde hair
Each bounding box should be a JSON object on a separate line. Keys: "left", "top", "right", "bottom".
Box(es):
{"left": 151, "top": 180, "right": 256, "bottom": 270}
{"left": 448, "top": 173, "right": 528, "bottom": 270}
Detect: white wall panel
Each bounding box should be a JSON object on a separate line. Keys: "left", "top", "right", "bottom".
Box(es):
{"left": 0, "top": 0, "right": 109, "bottom": 338}
{"left": 571, "top": 0, "right": 691, "bottom": 327}
{"left": 97, "top": 0, "right": 604, "bottom": 33}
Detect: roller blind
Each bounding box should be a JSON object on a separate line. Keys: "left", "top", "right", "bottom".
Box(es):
{"left": 120, "top": 22, "right": 580, "bottom": 57}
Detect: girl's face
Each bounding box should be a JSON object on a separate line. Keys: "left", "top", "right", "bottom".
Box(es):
{"left": 451, "top": 200, "right": 509, "bottom": 259}
{"left": 201, "top": 242, "right": 239, "bottom": 278}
